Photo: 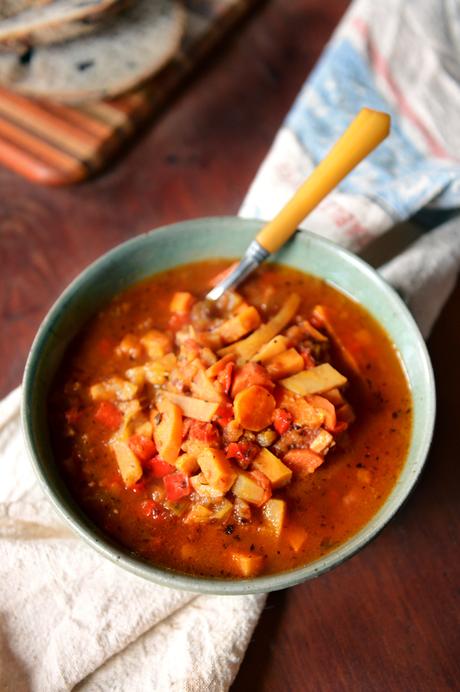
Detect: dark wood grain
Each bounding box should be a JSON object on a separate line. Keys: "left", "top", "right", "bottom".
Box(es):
{"left": 1, "top": 1, "right": 458, "bottom": 690}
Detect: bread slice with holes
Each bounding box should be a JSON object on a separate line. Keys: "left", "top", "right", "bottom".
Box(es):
{"left": 0, "top": 0, "right": 185, "bottom": 102}
{"left": 0, "top": 0, "right": 133, "bottom": 48}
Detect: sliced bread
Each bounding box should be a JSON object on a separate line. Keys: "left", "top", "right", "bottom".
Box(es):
{"left": 0, "top": 0, "right": 132, "bottom": 47}
{"left": 0, "top": 0, "right": 185, "bottom": 102}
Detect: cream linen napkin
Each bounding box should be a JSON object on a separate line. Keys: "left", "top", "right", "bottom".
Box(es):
{"left": 2, "top": 0, "right": 460, "bottom": 687}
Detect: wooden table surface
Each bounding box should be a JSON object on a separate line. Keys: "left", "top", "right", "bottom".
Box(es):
{"left": 1, "top": 1, "right": 458, "bottom": 689}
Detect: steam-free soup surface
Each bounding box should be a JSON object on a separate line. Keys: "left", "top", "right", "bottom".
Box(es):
{"left": 49, "top": 261, "right": 412, "bottom": 578}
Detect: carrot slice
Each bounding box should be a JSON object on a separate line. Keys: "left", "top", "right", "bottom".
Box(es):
{"left": 233, "top": 385, "right": 276, "bottom": 432}
{"left": 283, "top": 448, "right": 324, "bottom": 474}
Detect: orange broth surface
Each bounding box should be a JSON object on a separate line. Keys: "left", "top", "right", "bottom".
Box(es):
{"left": 49, "top": 260, "right": 412, "bottom": 578}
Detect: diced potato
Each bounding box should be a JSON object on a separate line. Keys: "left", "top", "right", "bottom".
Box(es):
{"left": 251, "top": 335, "right": 288, "bottom": 363}
{"left": 176, "top": 453, "right": 200, "bottom": 476}
{"left": 223, "top": 419, "right": 243, "bottom": 443}
{"left": 285, "top": 524, "right": 308, "bottom": 553}
{"left": 218, "top": 305, "right": 261, "bottom": 344}
{"left": 197, "top": 448, "right": 237, "bottom": 493}
{"left": 163, "top": 391, "right": 219, "bottom": 422}
{"left": 191, "top": 368, "right": 223, "bottom": 403}
{"left": 133, "top": 419, "right": 152, "bottom": 438}
{"left": 117, "top": 399, "right": 142, "bottom": 439}
{"left": 190, "top": 472, "right": 224, "bottom": 499}
{"left": 256, "top": 428, "right": 278, "bottom": 448}
{"left": 170, "top": 291, "right": 195, "bottom": 314}
{"left": 185, "top": 504, "right": 213, "bottom": 524}
{"left": 232, "top": 472, "right": 266, "bottom": 506}
{"left": 110, "top": 440, "right": 143, "bottom": 487}
{"left": 263, "top": 498, "right": 286, "bottom": 537}
{"left": 116, "top": 333, "right": 143, "bottom": 359}
{"left": 252, "top": 448, "right": 292, "bottom": 488}
{"left": 153, "top": 398, "right": 182, "bottom": 465}
{"left": 310, "top": 428, "right": 334, "bottom": 454}
{"left": 90, "top": 376, "right": 138, "bottom": 402}
{"left": 265, "top": 348, "right": 304, "bottom": 379}
{"left": 181, "top": 438, "right": 208, "bottom": 458}
{"left": 218, "top": 293, "right": 300, "bottom": 361}
{"left": 125, "top": 366, "right": 147, "bottom": 387}
{"left": 144, "top": 353, "right": 177, "bottom": 386}
{"left": 233, "top": 497, "right": 252, "bottom": 523}
{"left": 211, "top": 498, "right": 233, "bottom": 521}
{"left": 281, "top": 363, "right": 347, "bottom": 396}
{"left": 230, "top": 550, "right": 264, "bottom": 577}
{"left": 140, "top": 329, "right": 172, "bottom": 360}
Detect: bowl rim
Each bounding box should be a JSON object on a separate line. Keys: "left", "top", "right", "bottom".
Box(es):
{"left": 22, "top": 216, "right": 436, "bottom": 595}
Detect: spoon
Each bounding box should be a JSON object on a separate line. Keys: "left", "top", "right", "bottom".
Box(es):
{"left": 206, "top": 107, "right": 390, "bottom": 301}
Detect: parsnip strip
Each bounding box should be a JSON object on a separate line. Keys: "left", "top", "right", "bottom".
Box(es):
{"left": 162, "top": 391, "right": 219, "bottom": 422}
{"left": 281, "top": 363, "right": 347, "bottom": 396}
{"left": 218, "top": 293, "right": 300, "bottom": 362}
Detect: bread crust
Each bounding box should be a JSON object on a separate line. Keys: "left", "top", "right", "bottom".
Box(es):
{"left": 0, "top": 0, "right": 186, "bottom": 102}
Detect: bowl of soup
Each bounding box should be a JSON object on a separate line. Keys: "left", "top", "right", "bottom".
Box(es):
{"left": 22, "top": 217, "right": 435, "bottom": 594}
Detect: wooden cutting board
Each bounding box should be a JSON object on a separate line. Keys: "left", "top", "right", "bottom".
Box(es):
{"left": 0, "top": 0, "right": 261, "bottom": 185}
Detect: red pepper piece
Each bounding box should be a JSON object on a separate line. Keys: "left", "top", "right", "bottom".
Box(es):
{"left": 168, "top": 313, "right": 190, "bottom": 331}
{"left": 147, "top": 457, "right": 176, "bottom": 478}
{"left": 225, "top": 440, "right": 259, "bottom": 468}
{"left": 94, "top": 401, "right": 123, "bottom": 431}
{"left": 217, "top": 362, "right": 234, "bottom": 395}
{"left": 131, "top": 479, "right": 146, "bottom": 493}
{"left": 272, "top": 408, "right": 293, "bottom": 435}
{"left": 128, "top": 434, "right": 157, "bottom": 462}
{"left": 189, "top": 420, "right": 220, "bottom": 445}
{"left": 215, "top": 402, "right": 234, "bottom": 427}
{"left": 163, "top": 472, "right": 191, "bottom": 501}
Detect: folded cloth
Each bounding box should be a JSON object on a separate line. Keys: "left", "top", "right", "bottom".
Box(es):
{"left": 1, "top": 1, "right": 460, "bottom": 690}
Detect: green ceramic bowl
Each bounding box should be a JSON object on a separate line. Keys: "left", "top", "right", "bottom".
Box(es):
{"left": 22, "top": 217, "right": 435, "bottom": 595}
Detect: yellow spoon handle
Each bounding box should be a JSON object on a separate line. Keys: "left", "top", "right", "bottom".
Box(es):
{"left": 256, "top": 108, "right": 391, "bottom": 254}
